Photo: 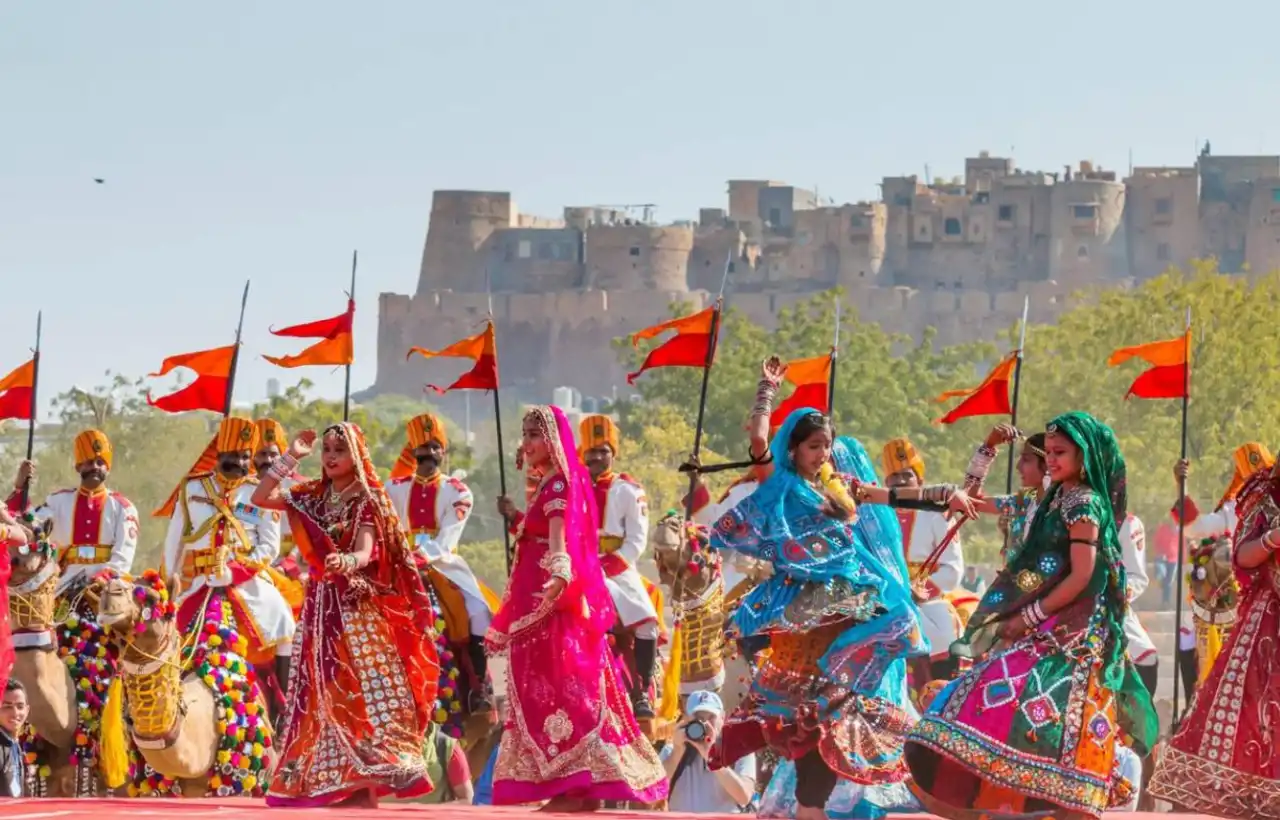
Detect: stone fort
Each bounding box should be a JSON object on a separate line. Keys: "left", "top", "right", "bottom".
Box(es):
{"left": 374, "top": 148, "right": 1280, "bottom": 405}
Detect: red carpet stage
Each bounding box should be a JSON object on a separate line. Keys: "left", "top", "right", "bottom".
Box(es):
{"left": 0, "top": 801, "right": 1221, "bottom": 819}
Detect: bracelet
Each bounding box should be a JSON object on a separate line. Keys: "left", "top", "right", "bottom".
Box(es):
{"left": 751, "top": 379, "right": 778, "bottom": 418}
{"left": 269, "top": 454, "right": 299, "bottom": 482}
{"left": 922, "top": 484, "right": 958, "bottom": 504}
{"left": 1264, "top": 530, "right": 1280, "bottom": 553}
{"left": 966, "top": 445, "right": 997, "bottom": 484}
{"left": 0, "top": 524, "right": 8, "bottom": 543}
{"left": 543, "top": 552, "right": 573, "bottom": 584}
{"left": 342, "top": 554, "right": 359, "bottom": 574}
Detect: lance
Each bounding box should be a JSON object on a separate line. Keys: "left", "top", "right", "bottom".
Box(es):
{"left": 18, "top": 312, "right": 43, "bottom": 510}
{"left": 344, "top": 250, "right": 357, "bottom": 422}
{"left": 222, "top": 280, "right": 251, "bottom": 416}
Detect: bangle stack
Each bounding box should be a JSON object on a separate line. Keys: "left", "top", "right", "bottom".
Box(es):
{"left": 966, "top": 445, "right": 997, "bottom": 487}
{"left": 1021, "top": 600, "right": 1048, "bottom": 631}
{"left": 269, "top": 453, "right": 300, "bottom": 482}
{"left": 752, "top": 378, "right": 778, "bottom": 418}
{"left": 543, "top": 552, "right": 573, "bottom": 584}
{"left": 1264, "top": 529, "right": 1280, "bottom": 553}
{"left": 342, "top": 554, "right": 359, "bottom": 574}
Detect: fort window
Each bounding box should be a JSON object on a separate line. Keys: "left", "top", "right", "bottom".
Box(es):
{"left": 1072, "top": 204, "right": 1097, "bottom": 220}
{"left": 944, "top": 217, "right": 962, "bottom": 236}
{"left": 1157, "top": 242, "right": 1170, "bottom": 262}
{"left": 1155, "top": 198, "right": 1173, "bottom": 216}
{"left": 1076, "top": 245, "right": 1090, "bottom": 259}
{"left": 629, "top": 246, "right": 641, "bottom": 257}
{"left": 894, "top": 195, "right": 912, "bottom": 207}
{"left": 998, "top": 204, "right": 1015, "bottom": 222}
{"left": 849, "top": 214, "right": 865, "bottom": 228}
{"left": 769, "top": 207, "right": 782, "bottom": 226}
{"left": 518, "top": 240, "right": 532, "bottom": 259}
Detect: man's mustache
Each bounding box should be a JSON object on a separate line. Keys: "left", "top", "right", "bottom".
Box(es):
{"left": 80, "top": 469, "right": 107, "bottom": 482}
{"left": 219, "top": 462, "right": 249, "bottom": 477}
{"left": 416, "top": 454, "right": 439, "bottom": 465}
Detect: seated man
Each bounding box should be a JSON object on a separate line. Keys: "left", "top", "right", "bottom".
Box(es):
{"left": 661, "top": 690, "right": 756, "bottom": 814}
{"left": 157, "top": 416, "right": 296, "bottom": 717}
{"left": 387, "top": 413, "right": 497, "bottom": 713}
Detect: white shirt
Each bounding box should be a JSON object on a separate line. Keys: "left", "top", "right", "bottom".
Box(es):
{"left": 597, "top": 474, "right": 648, "bottom": 568}
{"left": 32, "top": 487, "right": 138, "bottom": 592}
{"left": 386, "top": 473, "right": 474, "bottom": 562}
{"left": 162, "top": 474, "right": 282, "bottom": 590}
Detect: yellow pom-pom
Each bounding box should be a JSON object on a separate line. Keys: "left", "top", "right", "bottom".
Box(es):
{"left": 252, "top": 742, "right": 263, "bottom": 757}
{"left": 39, "top": 765, "right": 51, "bottom": 778}
{"left": 243, "top": 774, "right": 257, "bottom": 791}
{"left": 210, "top": 775, "right": 222, "bottom": 789}
{"left": 209, "top": 635, "right": 222, "bottom": 647}
{"left": 433, "top": 708, "right": 447, "bottom": 723}
{"left": 218, "top": 750, "right": 232, "bottom": 765}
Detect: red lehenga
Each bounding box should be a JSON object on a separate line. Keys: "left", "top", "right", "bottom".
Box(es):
{"left": 485, "top": 405, "right": 666, "bottom": 805}
{"left": 266, "top": 423, "right": 440, "bottom": 807}
{"left": 1150, "top": 464, "right": 1280, "bottom": 818}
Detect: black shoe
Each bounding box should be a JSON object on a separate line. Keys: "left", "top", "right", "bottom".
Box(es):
{"left": 632, "top": 689, "right": 655, "bottom": 720}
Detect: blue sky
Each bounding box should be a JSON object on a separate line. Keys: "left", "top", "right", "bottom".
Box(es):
{"left": 2, "top": 0, "right": 1275, "bottom": 419}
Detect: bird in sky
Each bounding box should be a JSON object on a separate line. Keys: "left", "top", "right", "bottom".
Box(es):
{"left": 93, "top": 178, "right": 104, "bottom": 184}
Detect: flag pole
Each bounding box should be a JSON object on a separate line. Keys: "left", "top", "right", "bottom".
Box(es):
{"left": 1003, "top": 296, "right": 1030, "bottom": 494}
{"left": 223, "top": 280, "right": 251, "bottom": 416}
{"left": 487, "top": 292, "right": 513, "bottom": 576}
{"left": 19, "top": 311, "right": 42, "bottom": 510}
{"left": 681, "top": 251, "right": 731, "bottom": 522}
{"left": 1172, "top": 306, "right": 1192, "bottom": 729}
{"left": 344, "top": 250, "right": 357, "bottom": 422}
{"left": 828, "top": 295, "right": 841, "bottom": 417}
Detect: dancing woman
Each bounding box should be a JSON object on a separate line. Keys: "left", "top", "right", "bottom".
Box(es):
{"left": 709, "top": 372, "right": 977, "bottom": 820}
{"left": 1148, "top": 457, "right": 1280, "bottom": 818}
{"left": 251, "top": 423, "right": 441, "bottom": 808}
{"left": 488, "top": 405, "right": 666, "bottom": 811}
{"left": 903, "top": 411, "right": 1157, "bottom": 820}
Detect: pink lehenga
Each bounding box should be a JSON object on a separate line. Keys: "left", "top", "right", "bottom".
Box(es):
{"left": 485, "top": 405, "right": 667, "bottom": 805}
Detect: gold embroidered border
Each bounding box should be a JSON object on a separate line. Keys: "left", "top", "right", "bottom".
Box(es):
{"left": 1149, "top": 744, "right": 1280, "bottom": 819}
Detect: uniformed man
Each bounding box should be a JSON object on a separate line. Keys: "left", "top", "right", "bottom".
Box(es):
{"left": 579, "top": 414, "right": 661, "bottom": 718}
{"left": 882, "top": 437, "right": 965, "bottom": 684}
{"left": 1172, "top": 443, "right": 1274, "bottom": 540}
{"left": 387, "top": 413, "right": 497, "bottom": 713}
{"left": 1119, "top": 512, "right": 1158, "bottom": 696}
{"left": 7, "top": 429, "right": 138, "bottom": 604}
{"left": 157, "top": 416, "right": 296, "bottom": 716}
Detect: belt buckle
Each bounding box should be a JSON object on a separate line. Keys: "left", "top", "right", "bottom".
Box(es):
{"left": 77, "top": 546, "right": 98, "bottom": 560}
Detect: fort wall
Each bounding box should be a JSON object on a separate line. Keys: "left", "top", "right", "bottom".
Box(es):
{"left": 382, "top": 150, "right": 1280, "bottom": 406}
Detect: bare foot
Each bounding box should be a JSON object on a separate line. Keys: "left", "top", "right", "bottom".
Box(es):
{"left": 538, "top": 796, "right": 584, "bottom": 813}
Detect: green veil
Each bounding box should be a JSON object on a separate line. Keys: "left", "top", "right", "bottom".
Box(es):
{"left": 960, "top": 411, "right": 1157, "bottom": 753}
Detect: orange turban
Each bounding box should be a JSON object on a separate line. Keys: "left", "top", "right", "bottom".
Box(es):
{"left": 73, "top": 429, "right": 113, "bottom": 469}
{"left": 153, "top": 416, "right": 259, "bottom": 518}
{"left": 579, "top": 415, "right": 621, "bottom": 458}
{"left": 254, "top": 419, "right": 288, "bottom": 454}
{"left": 391, "top": 413, "right": 449, "bottom": 480}
{"left": 1218, "top": 442, "right": 1275, "bottom": 510}
{"left": 882, "top": 438, "right": 925, "bottom": 481}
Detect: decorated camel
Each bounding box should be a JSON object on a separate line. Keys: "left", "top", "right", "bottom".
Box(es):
{"left": 7, "top": 514, "right": 125, "bottom": 797}
{"left": 94, "top": 569, "right": 275, "bottom": 798}
{"left": 650, "top": 512, "right": 752, "bottom": 715}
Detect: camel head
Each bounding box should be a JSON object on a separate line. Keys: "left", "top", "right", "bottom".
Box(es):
{"left": 1189, "top": 534, "right": 1239, "bottom": 619}
{"left": 95, "top": 569, "right": 178, "bottom": 661}
{"left": 7, "top": 513, "right": 56, "bottom": 585}
{"left": 650, "top": 512, "right": 719, "bottom": 595}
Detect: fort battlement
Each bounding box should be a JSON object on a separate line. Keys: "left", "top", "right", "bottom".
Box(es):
{"left": 374, "top": 148, "right": 1280, "bottom": 403}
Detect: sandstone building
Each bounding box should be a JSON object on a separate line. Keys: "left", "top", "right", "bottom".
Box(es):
{"left": 374, "top": 148, "right": 1280, "bottom": 405}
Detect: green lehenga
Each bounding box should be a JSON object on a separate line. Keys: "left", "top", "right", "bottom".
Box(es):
{"left": 903, "top": 412, "right": 1157, "bottom": 820}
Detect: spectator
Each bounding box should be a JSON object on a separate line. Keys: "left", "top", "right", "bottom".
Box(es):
{"left": 960, "top": 566, "right": 986, "bottom": 596}
{"left": 660, "top": 690, "right": 756, "bottom": 813}
{"left": 417, "top": 721, "right": 473, "bottom": 804}
{"left": 0, "top": 679, "right": 28, "bottom": 797}
{"left": 1153, "top": 521, "right": 1180, "bottom": 607}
